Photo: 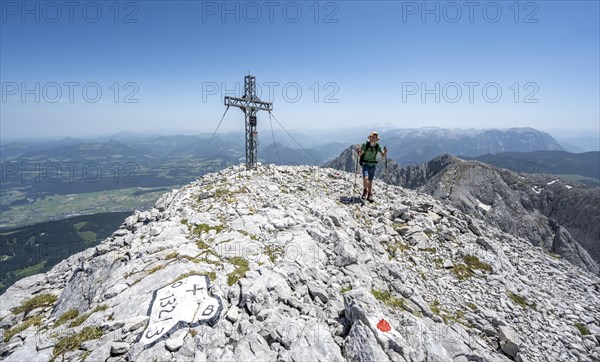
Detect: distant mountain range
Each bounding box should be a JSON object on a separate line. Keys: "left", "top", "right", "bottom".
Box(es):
{"left": 463, "top": 151, "right": 600, "bottom": 186}
{"left": 0, "top": 127, "right": 569, "bottom": 163}
{"left": 0, "top": 126, "right": 593, "bottom": 228}
{"left": 379, "top": 127, "right": 564, "bottom": 164}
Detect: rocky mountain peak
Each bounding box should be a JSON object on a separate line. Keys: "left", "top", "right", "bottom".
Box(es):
{"left": 1, "top": 164, "right": 599, "bottom": 361}
{"left": 327, "top": 149, "right": 599, "bottom": 275}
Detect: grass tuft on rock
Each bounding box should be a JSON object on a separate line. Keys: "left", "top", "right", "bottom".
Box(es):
{"left": 52, "top": 326, "right": 103, "bottom": 361}
{"left": 207, "top": 271, "right": 217, "bottom": 281}
{"left": 451, "top": 263, "right": 473, "bottom": 280}
{"left": 227, "top": 257, "right": 249, "bottom": 286}
{"left": 68, "top": 305, "right": 109, "bottom": 328}
{"left": 507, "top": 291, "right": 528, "bottom": 308}
{"left": 4, "top": 315, "right": 43, "bottom": 342}
{"left": 173, "top": 272, "right": 206, "bottom": 283}
{"left": 12, "top": 293, "right": 57, "bottom": 315}
{"left": 192, "top": 223, "right": 225, "bottom": 236}
{"left": 430, "top": 300, "right": 465, "bottom": 324}
{"left": 54, "top": 309, "right": 79, "bottom": 328}
{"left": 340, "top": 285, "right": 352, "bottom": 294}
{"left": 384, "top": 241, "right": 410, "bottom": 258}
{"left": 147, "top": 265, "right": 164, "bottom": 274}
{"left": 451, "top": 255, "right": 492, "bottom": 280}
{"left": 213, "top": 188, "right": 231, "bottom": 198}
{"left": 265, "top": 245, "right": 283, "bottom": 263}
{"left": 430, "top": 299, "right": 441, "bottom": 315}
{"left": 575, "top": 323, "right": 590, "bottom": 336}
{"left": 371, "top": 289, "right": 405, "bottom": 310}
{"left": 463, "top": 255, "right": 492, "bottom": 272}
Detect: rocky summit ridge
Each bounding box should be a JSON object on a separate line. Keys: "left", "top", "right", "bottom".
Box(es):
{"left": 1, "top": 164, "right": 599, "bottom": 362}
{"left": 326, "top": 149, "right": 600, "bottom": 275}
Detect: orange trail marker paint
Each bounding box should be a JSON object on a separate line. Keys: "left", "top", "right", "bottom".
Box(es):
{"left": 377, "top": 319, "right": 391, "bottom": 332}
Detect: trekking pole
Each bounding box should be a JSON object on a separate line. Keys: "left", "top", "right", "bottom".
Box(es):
{"left": 384, "top": 146, "right": 388, "bottom": 173}
{"left": 353, "top": 146, "right": 360, "bottom": 201}
{"left": 384, "top": 146, "right": 389, "bottom": 204}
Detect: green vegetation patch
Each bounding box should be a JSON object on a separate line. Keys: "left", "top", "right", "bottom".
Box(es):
{"left": 463, "top": 255, "right": 492, "bottom": 272}
{"left": 197, "top": 239, "right": 210, "bottom": 250}
{"left": 74, "top": 222, "right": 96, "bottom": 244}
{"left": 214, "top": 188, "right": 231, "bottom": 198}
{"left": 4, "top": 315, "right": 43, "bottom": 342}
{"left": 430, "top": 299, "right": 441, "bottom": 315}
{"left": 340, "top": 285, "right": 352, "bottom": 294}
{"left": 451, "top": 255, "right": 492, "bottom": 280}
{"left": 178, "top": 254, "right": 221, "bottom": 266}
{"left": 430, "top": 300, "right": 465, "bottom": 324}
{"left": 451, "top": 263, "right": 473, "bottom": 280}
{"left": 227, "top": 257, "right": 249, "bottom": 286}
{"left": 507, "top": 291, "right": 527, "bottom": 307}
{"left": 0, "top": 212, "right": 131, "bottom": 294}
{"left": 207, "top": 271, "right": 217, "bottom": 281}
{"left": 264, "top": 245, "right": 283, "bottom": 263}
{"left": 238, "top": 229, "right": 259, "bottom": 241}
{"left": 384, "top": 240, "right": 410, "bottom": 258}
{"left": 575, "top": 323, "right": 590, "bottom": 336}
{"left": 52, "top": 326, "right": 103, "bottom": 361}
{"left": 371, "top": 289, "right": 405, "bottom": 310}
{"left": 192, "top": 223, "right": 225, "bottom": 236}
{"left": 146, "top": 265, "right": 164, "bottom": 275}
{"left": 14, "top": 261, "right": 47, "bottom": 278}
{"left": 68, "top": 305, "right": 109, "bottom": 328}
{"left": 172, "top": 271, "right": 213, "bottom": 283}
{"left": 54, "top": 309, "right": 80, "bottom": 328}
{"left": 507, "top": 291, "right": 536, "bottom": 310}
{"left": 13, "top": 293, "right": 57, "bottom": 315}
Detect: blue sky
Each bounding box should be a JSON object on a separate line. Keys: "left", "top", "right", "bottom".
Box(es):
{"left": 1, "top": 0, "right": 598, "bottom": 140}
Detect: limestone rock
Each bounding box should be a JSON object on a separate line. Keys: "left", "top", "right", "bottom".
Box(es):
{"left": 344, "top": 320, "right": 390, "bottom": 362}
{"left": 0, "top": 164, "right": 598, "bottom": 362}
{"left": 499, "top": 325, "right": 521, "bottom": 357}
{"left": 110, "top": 342, "right": 130, "bottom": 356}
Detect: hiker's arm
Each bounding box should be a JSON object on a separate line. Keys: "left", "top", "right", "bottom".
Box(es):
{"left": 380, "top": 146, "right": 387, "bottom": 157}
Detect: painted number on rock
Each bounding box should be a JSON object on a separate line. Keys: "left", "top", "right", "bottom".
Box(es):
{"left": 140, "top": 275, "right": 222, "bottom": 346}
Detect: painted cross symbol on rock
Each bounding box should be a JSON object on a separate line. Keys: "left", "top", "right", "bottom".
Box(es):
{"left": 186, "top": 284, "right": 204, "bottom": 296}
{"left": 139, "top": 275, "right": 222, "bottom": 347}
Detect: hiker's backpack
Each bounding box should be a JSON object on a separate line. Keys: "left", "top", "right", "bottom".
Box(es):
{"left": 359, "top": 142, "right": 378, "bottom": 166}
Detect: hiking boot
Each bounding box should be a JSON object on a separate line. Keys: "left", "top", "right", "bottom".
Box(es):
{"left": 367, "top": 193, "right": 374, "bottom": 202}
{"left": 361, "top": 189, "right": 368, "bottom": 200}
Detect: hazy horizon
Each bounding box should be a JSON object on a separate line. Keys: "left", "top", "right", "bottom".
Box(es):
{"left": 1, "top": 125, "right": 598, "bottom": 150}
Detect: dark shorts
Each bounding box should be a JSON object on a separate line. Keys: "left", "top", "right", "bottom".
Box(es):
{"left": 362, "top": 164, "right": 376, "bottom": 180}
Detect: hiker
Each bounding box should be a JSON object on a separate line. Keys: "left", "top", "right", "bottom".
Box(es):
{"left": 357, "top": 132, "right": 387, "bottom": 202}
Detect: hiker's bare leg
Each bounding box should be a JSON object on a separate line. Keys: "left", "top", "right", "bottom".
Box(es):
{"left": 363, "top": 176, "right": 369, "bottom": 191}
{"left": 367, "top": 179, "right": 373, "bottom": 195}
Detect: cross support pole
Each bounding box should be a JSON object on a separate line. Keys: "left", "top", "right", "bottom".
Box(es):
{"left": 224, "top": 75, "right": 273, "bottom": 170}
